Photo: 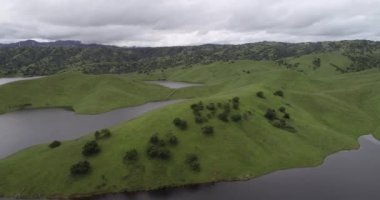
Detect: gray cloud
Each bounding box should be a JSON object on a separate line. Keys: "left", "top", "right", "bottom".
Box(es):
{"left": 0, "top": 0, "right": 379, "bottom": 46}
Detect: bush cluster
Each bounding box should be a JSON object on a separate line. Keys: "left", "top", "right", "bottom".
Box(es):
{"left": 202, "top": 125, "right": 214, "bottom": 135}
{"left": 232, "top": 114, "right": 242, "bottom": 122}
{"left": 124, "top": 149, "right": 138, "bottom": 162}
{"left": 147, "top": 134, "right": 176, "bottom": 160}
{"left": 274, "top": 90, "right": 284, "bottom": 97}
{"left": 186, "top": 154, "right": 200, "bottom": 172}
{"left": 256, "top": 91, "right": 265, "bottom": 98}
{"left": 82, "top": 140, "right": 101, "bottom": 156}
{"left": 264, "top": 109, "right": 277, "bottom": 121}
{"left": 147, "top": 145, "right": 171, "bottom": 160}
{"left": 94, "top": 129, "right": 111, "bottom": 140}
{"left": 70, "top": 161, "right": 91, "bottom": 175}
{"left": 173, "top": 118, "right": 188, "bottom": 130}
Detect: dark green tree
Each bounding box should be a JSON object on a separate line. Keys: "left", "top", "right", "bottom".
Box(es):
{"left": 82, "top": 140, "right": 101, "bottom": 156}
{"left": 49, "top": 140, "right": 61, "bottom": 148}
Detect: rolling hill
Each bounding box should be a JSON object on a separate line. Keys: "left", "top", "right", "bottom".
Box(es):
{"left": 1, "top": 58, "right": 380, "bottom": 198}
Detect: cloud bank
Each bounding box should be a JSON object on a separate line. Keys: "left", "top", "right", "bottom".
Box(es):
{"left": 0, "top": 0, "right": 379, "bottom": 46}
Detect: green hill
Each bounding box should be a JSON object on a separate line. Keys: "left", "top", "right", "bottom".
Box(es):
{"left": 1, "top": 59, "right": 380, "bottom": 198}
{"left": 1, "top": 40, "right": 380, "bottom": 76}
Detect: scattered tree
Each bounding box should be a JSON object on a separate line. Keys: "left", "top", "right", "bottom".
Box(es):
{"left": 232, "top": 97, "right": 240, "bottom": 103}
{"left": 231, "top": 114, "right": 242, "bottom": 122}
{"left": 49, "top": 140, "right": 61, "bottom": 148}
{"left": 124, "top": 149, "right": 138, "bottom": 162}
{"left": 283, "top": 113, "right": 290, "bottom": 119}
{"left": 70, "top": 161, "right": 91, "bottom": 175}
{"left": 202, "top": 125, "right": 214, "bottom": 135}
{"left": 186, "top": 154, "right": 200, "bottom": 172}
{"left": 147, "top": 146, "right": 171, "bottom": 160}
{"left": 195, "top": 116, "right": 203, "bottom": 124}
{"left": 206, "top": 103, "right": 216, "bottom": 111}
{"left": 264, "top": 109, "right": 277, "bottom": 121}
{"left": 218, "top": 112, "right": 229, "bottom": 122}
{"left": 150, "top": 133, "right": 159, "bottom": 145}
{"left": 256, "top": 91, "right": 265, "bottom": 99}
{"left": 168, "top": 135, "right": 178, "bottom": 146}
{"left": 173, "top": 118, "right": 188, "bottom": 130}
{"left": 82, "top": 140, "right": 101, "bottom": 156}
{"left": 273, "top": 90, "right": 284, "bottom": 97}
{"left": 278, "top": 106, "right": 286, "bottom": 113}
{"left": 95, "top": 129, "right": 111, "bottom": 140}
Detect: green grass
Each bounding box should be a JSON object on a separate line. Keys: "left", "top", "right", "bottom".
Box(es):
{"left": 1, "top": 60, "right": 380, "bottom": 198}
{"left": 0, "top": 72, "right": 176, "bottom": 114}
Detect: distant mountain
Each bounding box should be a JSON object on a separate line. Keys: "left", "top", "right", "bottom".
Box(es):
{"left": 0, "top": 40, "right": 102, "bottom": 48}
{"left": 0, "top": 40, "right": 379, "bottom": 76}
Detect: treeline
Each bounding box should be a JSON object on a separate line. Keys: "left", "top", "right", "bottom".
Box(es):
{"left": 0, "top": 40, "right": 379, "bottom": 76}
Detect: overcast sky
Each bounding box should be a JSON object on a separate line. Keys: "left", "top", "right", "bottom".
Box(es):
{"left": 0, "top": 0, "right": 379, "bottom": 47}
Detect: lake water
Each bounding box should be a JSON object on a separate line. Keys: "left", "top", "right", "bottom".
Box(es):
{"left": 0, "top": 76, "right": 43, "bottom": 86}
{"left": 145, "top": 80, "right": 202, "bottom": 89}
{"left": 1, "top": 77, "right": 380, "bottom": 200}
{"left": 0, "top": 100, "right": 181, "bottom": 159}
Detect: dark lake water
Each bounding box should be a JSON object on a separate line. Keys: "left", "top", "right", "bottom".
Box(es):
{"left": 1, "top": 78, "right": 380, "bottom": 200}
{"left": 145, "top": 80, "right": 202, "bottom": 89}
{"left": 0, "top": 100, "right": 181, "bottom": 159}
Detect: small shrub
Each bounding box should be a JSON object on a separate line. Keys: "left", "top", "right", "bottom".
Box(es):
{"left": 70, "top": 161, "right": 91, "bottom": 175}
{"left": 186, "top": 154, "right": 198, "bottom": 164}
{"left": 271, "top": 119, "right": 296, "bottom": 132}
{"left": 272, "top": 119, "right": 287, "bottom": 128}
{"left": 218, "top": 112, "right": 229, "bottom": 122}
{"left": 256, "top": 91, "right": 265, "bottom": 98}
{"left": 274, "top": 90, "right": 284, "bottom": 97}
{"left": 202, "top": 125, "right": 214, "bottom": 135}
{"left": 190, "top": 162, "right": 201, "bottom": 172}
{"left": 173, "top": 118, "right": 188, "bottom": 130}
{"left": 95, "top": 129, "right": 111, "bottom": 140}
{"left": 223, "top": 103, "right": 231, "bottom": 113}
{"left": 157, "top": 139, "right": 166, "bottom": 147}
{"left": 82, "top": 140, "right": 101, "bottom": 156}
{"left": 217, "top": 102, "right": 222, "bottom": 108}
{"left": 186, "top": 154, "right": 200, "bottom": 172}
{"left": 278, "top": 106, "right": 286, "bottom": 113}
{"left": 232, "top": 97, "right": 240, "bottom": 103}
{"left": 150, "top": 134, "right": 159, "bottom": 145}
{"left": 124, "top": 149, "right": 138, "bottom": 162}
{"left": 147, "top": 146, "right": 171, "bottom": 160}
{"left": 206, "top": 103, "right": 216, "bottom": 111}
{"left": 49, "top": 140, "right": 61, "bottom": 148}
{"left": 264, "top": 109, "right": 277, "bottom": 121}
{"left": 232, "top": 102, "right": 239, "bottom": 110}
{"left": 231, "top": 114, "right": 242, "bottom": 122}
{"left": 168, "top": 135, "right": 178, "bottom": 146}
{"left": 190, "top": 104, "right": 199, "bottom": 112}
{"left": 283, "top": 113, "right": 290, "bottom": 119}
{"left": 194, "top": 116, "right": 203, "bottom": 124}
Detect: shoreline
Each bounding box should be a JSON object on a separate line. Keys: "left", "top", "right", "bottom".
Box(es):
{"left": 1, "top": 135, "right": 367, "bottom": 200}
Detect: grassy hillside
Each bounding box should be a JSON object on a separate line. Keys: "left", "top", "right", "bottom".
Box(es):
{"left": 1, "top": 40, "right": 380, "bottom": 76}
{"left": 1, "top": 60, "right": 380, "bottom": 198}
{"left": 0, "top": 72, "right": 176, "bottom": 114}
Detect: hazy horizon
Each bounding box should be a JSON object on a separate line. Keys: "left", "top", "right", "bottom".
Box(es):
{"left": 1, "top": 0, "right": 380, "bottom": 47}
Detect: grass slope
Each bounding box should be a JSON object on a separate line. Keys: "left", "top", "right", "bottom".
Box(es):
{"left": 1, "top": 60, "right": 380, "bottom": 198}
{"left": 0, "top": 72, "right": 175, "bottom": 114}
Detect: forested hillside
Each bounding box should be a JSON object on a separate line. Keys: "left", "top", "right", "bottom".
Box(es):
{"left": 1, "top": 40, "right": 379, "bottom": 76}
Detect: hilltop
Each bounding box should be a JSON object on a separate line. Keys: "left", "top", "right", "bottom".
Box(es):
{"left": 0, "top": 40, "right": 379, "bottom": 76}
